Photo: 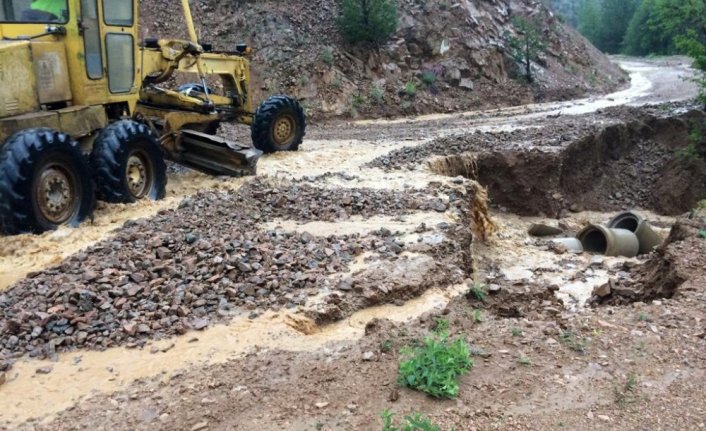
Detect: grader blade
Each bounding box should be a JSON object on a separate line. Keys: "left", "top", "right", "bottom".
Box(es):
{"left": 177, "top": 129, "right": 263, "bottom": 177}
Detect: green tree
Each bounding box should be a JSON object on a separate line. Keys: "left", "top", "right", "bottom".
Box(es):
{"left": 578, "top": 0, "right": 641, "bottom": 54}
{"left": 337, "top": 0, "right": 398, "bottom": 45}
{"left": 623, "top": 0, "right": 674, "bottom": 55}
{"left": 505, "top": 16, "right": 548, "bottom": 83}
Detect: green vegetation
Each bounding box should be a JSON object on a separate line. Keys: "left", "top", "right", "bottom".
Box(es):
{"left": 517, "top": 355, "right": 532, "bottom": 366}
{"left": 398, "top": 333, "right": 473, "bottom": 398}
{"left": 404, "top": 81, "right": 417, "bottom": 97}
{"left": 504, "top": 16, "right": 548, "bottom": 82}
{"left": 370, "top": 85, "right": 385, "bottom": 104}
{"left": 421, "top": 71, "right": 438, "bottom": 87}
{"left": 467, "top": 283, "right": 487, "bottom": 302}
{"left": 381, "top": 410, "right": 447, "bottom": 431}
{"left": 471, "top": 309, "right": 483, "bottom": 323}
{"left": 381, "top": 339, "right": 394, "bottom": 353}
{"left": 560, "top": 330, "right": 587, "bottom": 353}
{"left": 434, "top": 318, "right": 450, "bottom": 333}
{"left": 338, "top": 0, "right": 398, "bottom": 45}
{"left": 320, "top": 47, "right": 334, "bottom": 65}
{"left": 352, "top": 93, "right": 366, "bottom": 111}
{"left": 577, "top": 0, "right": 640, "bottom": 54}
{"left": 511, "top": 327, "right": 523, "bottom": 337}
{"left": 614, "top": 372, "right": 640, "bottom": 405}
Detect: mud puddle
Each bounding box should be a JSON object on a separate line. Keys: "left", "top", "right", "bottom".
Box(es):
{"left": 0, "top": 283, "right": 467, "bottom": 426}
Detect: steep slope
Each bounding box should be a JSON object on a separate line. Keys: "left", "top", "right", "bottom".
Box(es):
{"left": 140, "top": 0, "right": 628, "bottom": 119}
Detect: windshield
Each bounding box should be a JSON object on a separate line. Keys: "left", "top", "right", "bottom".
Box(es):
{"left": 0, "top": 0, "right": 68, "bottom": 23}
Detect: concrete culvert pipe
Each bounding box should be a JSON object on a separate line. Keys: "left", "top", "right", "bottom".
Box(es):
{"left": 608, "top": 211, "right": 663, "bottom": 254}
{"left": 577, "top": 224, "right": 639, "bottom": 257}
{"left": 608, "top": 211, "right": 643, "bottom": 232}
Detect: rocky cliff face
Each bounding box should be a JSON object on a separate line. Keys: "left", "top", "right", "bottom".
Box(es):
{"left": 140, "top": 0, "right": 628, "bottom": 119}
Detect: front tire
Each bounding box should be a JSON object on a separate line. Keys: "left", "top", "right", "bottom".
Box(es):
{"left": 0, "top": 129, "right": 95, "bottom": 235}
{"left": 90, "top": 120, "right": 167, "bottom": 203}
{"left": 251, "top": 95, "right": 306, "bottom": 153}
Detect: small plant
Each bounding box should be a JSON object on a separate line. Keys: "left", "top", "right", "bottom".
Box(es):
{"left": 298, "top": 75, "right": 310, "bottom": 86}
{"left": 381, "top": 339, "right": 393, "bottom": 353}
{"left": 381, "top": 410, "right": 445, "bottom": 431}
{"left": 614, "top": 372, "right": 640, "bottom": 406}
{"left": 421, "top": 70, "right": 438, "bottom": 87}
{"left": 398, "top": 333, "right": 473, "bottom": 398}
{"left": 404, "top": 81, "right": 417, "bottom": 97}
{"left": 560, "top": 330, "right": 587, "bottom": 354}
{"left": 511, "top": 327, "right": 523, "bottom": 337}
{"left": 700, "top": 229, "right": 706, "bottom": 239}
{"left": 468, "top": 345, "right": 488, "bottom": 357}
{"left": 676, "top": 143, "right": 701, "bottom": 161}
{"left": 351, "top": 94, "right": 366, "bottom": 111}
{"left": 320, "top": 47, "right": 334, "bottom": 65}
{"left": 517, "top": 355, "right": 532, "bottom": 366}
{"left": 468, "top": 283, "right": 487, "bottom": 302}
{"left": 370, "top": 85, "right": 385, "bottom": 104}
{"left": 471, "top": 309, "right": 483, "bottom": 323}
{"left": 636, "top": 312, "right": 651, "bottom": 322}
{"left": 434, "top": 318, "right": 450, "bottom": 334}
{"left": 401, "top": 100, "right": 412, "bottom": 111}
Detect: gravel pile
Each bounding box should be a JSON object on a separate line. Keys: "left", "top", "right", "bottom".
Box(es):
{"left": 0, "top": 179, "right": 460, "bottom": 361}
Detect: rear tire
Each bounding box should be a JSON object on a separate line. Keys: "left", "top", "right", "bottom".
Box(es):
{"left": 90, "top": 120, "right": 167, "bottom": 203}
{"left": 251, "top": 95, "right": 306, "bottom": 153}
{"left": 0, "top": 129, "right": 95, "bottom": 235}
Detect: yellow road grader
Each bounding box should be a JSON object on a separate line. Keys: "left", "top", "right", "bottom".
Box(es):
{"left": 0, "top": 0, "right": 306, "bottom": 234}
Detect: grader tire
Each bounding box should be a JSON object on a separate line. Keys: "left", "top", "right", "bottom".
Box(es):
{"left": 0, "top": 129, "right": 95, "bottom": 235}
{"left": 90, "top": 120, "right": 167, "bottom": 203}
{"left": 251, "top": 95, "right": 306, "bottom": 153}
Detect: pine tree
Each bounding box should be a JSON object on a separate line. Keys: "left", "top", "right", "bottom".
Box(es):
{"left": 505, "top": 16, "right": 548, "bottom": 83}
{"left": 337, "top": 0, "right": 398, "bottom": 45}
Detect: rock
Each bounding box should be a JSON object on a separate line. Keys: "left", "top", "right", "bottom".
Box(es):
{"left": 459, "top": 78, "right": 474, "bottom": 91}
{"left": 590, "top": 256, "right": 605, "bottom": 268}
{"left": 528, "top": 223, "right": 563, "bottom": 237}
{"left": 0, "top": 372, "right": 6, "bottom": 386}
{"left": 487, "top": 284, "right": 502, "bottom": 294}
{"left": 362, "top": 351, "right": 375, "bottom": 361}
{"left": 36, "top": 366, "right": 53, "bottom": 375}
{"left": 593, "top": 280, "right": 612, "bottom": 297}
{"left": 192, "top": 318, "right": 209, "bottom": 330}
{"left": 191, "top": 421, "right": 208, "bottom": 431}
{"left": 315, "top": 401, "right": 329, "bottom": 409}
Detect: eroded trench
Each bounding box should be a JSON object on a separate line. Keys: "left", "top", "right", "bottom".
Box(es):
{"left": 428, "top": 110, "right": 706, "bottom": 217}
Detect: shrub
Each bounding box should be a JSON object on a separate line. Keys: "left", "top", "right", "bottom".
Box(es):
{"left": 398, "top": 333, "right": 473, "bottom": 398}
{"left": 338, "top": 0, "right": 398, "bottom": 45}
{"left": 321, "top": 47, "right": 334, "bottom": 65}
{"left": 370, "top": 85, "right": 385, "bottom": 104}
{"left": 404, "top": 81, "right": 417, "bottom": 97}
{"left": 503, "top": 16, "right": 547, "bottom": 82}
{"left": 421, "top": 71, "right": 438, "bottom": 87}
{"left": 381, "top": 410, "right": 445, "bottom": 431}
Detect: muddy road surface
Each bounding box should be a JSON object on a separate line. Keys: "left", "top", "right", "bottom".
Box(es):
{"left": 1, "top": 57, "right": 704, "bottom": 431}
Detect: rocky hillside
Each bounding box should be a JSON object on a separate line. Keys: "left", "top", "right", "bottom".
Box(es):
{"left": 140, "top": 0, "right": 628, "bottom": 119}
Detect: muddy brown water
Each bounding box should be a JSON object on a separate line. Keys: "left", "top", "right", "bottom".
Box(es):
{"left": 0, "top": 57, "right": 700, "bottom": 428}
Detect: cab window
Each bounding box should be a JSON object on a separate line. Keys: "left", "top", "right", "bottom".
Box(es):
{"left": 1, "top": 0, "right": 69, "bottom": 23}
{"left": 102, "top": 0, "right": 132, "bottom": 26}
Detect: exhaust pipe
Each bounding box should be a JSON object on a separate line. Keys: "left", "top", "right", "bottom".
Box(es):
{"left": 608, "top": 211, "right": 663, "bottom": 254}
{"left": 577, "top": 224, "right": 639, "bottom": 257}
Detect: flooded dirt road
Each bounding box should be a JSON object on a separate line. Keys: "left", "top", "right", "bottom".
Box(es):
{"left": 0, "top": 57, "right": 703, "bottom": 430}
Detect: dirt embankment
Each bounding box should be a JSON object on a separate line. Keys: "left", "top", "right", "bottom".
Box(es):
{"left": 140, "top": 0, "right": 627, "bottom": 119}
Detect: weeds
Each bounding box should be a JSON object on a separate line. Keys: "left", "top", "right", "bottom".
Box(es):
{"left": 404, "top": 81, "right": 417, "bottom": 97}
{"left": 637, "top": 312, "right": 651, "bottom": 322}
{"left": 517, "top": 355, "right": 532, "bottom": 366}
{"left": 381, "top": 339, "right": 393, "bottom": 353}
{"left": 421, "top": 71, "right": 438, "bottom": 87}
{"left": 321, "top": 47, "right": 334, "bottom": 65}
{"left": 559, "top": 330, "right": 587, "bottom": 354}
{"left": 351, "top": 94, "right": 366, "bottom": 111}
{"left": 398, "top": 333, "right": 473, "bottom": 398}
{"left": 511, "top": 327, "right": 523, "bottom": 337}
{"left": 381, "top": 410, "right": 445, "bottom": 431}
{"left": 676, "top": 143, "right": 701, "bottom": 161}
{"left": 614, "top": 372, "right": 640, "bottom": 406}
{"left": 700, "top": 229, "right": 706, "bottom": 239}
{"left": 468, "top": 283, "right": 487, "bottom": 302}
{"left": 471, "top": 309, "right": 483, "bottom": 323}
{"left": 370, "top": 85, "right": 385, "bottom": 104}
{"left": 434, "top": 318, "right": 450, "bottom": 334}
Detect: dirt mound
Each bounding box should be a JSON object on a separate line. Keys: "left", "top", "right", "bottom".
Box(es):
{"left": 0, "top": 178, "right": 475, "bottom": 362}
{"left": 139, "top": 0, "right": 627, "bottom": 119}
{"left": 420, "top": 109, "right": 706, "bottom": 216}
{"left": 591, "top": 217, "right": 706, "bottom": 305}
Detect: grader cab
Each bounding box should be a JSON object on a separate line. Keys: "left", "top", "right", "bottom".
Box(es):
{"left": 0, "top": 0, "right": 306, "bottom": 234}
